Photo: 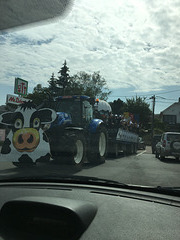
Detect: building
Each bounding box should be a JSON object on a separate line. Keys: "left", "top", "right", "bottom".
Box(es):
{"left": 160, "top": 98, "right": 180, "bottom": 131}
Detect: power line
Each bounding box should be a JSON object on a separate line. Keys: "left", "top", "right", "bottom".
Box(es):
{"left": 156, "top": 101, "right": 176, "bottom": 103}
{"left": 108, "top": 88, "right": 180, "bottom": 99}
{"left": 155, "top": 89, "right": 180, "bottom": 95}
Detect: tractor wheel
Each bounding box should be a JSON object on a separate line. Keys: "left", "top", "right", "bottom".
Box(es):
{"left": 88, "top": 127, "right": 107, "bottom": 164}
{"left": 69, "top": 133, "right": 86, "bottom": 167}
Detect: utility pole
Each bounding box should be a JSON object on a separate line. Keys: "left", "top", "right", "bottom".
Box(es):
{"left": 150, "top": 95, "right": 156, "bottom": 143}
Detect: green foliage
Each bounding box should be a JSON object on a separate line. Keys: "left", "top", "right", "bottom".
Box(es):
{"left": 153, "top": 117, "right": 166, "bottom": 134}
{"left": 109, "top": 98, "right": 125, "bottom": 115}
{"left": 154, "top": 117, "right": 166, "bottom": 131}
{"left": 57, "top": 60, "right": 70, "bottom": 95}
{"left": 109, "top": 96, "right": 151, "bottom": 129}
{"left": 124, "top": 96, "right": 152, "bottom": 128}
{"left": 26, "top": 84, "right": 50, "bottom": 106}
{"left": 26, "top": 60, "right": 111, "bottom": 104}
{"left": 48, "top": 73, "right": 59, "bottom": 97}
{"left": 154, "top": 128, "right": 164, "bottom": 134}
{"left": 68, "top": 71, "right": 111, "bottom": 100}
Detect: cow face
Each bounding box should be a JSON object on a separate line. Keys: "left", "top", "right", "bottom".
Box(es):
{"left": 0, "top": 102, "right": 56, "bottom": 154}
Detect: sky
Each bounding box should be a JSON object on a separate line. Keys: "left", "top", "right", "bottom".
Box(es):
{"left": 0, "top": 0, "right": 180, "bottom": 114}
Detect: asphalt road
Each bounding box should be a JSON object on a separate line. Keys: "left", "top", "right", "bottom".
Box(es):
{"left": 0, "top": 146, "right": 180, "bottom": 187}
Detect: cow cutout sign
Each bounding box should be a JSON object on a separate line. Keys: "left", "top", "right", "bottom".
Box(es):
{"left": 0, "top": 101, "right": 56, "bottom": 164}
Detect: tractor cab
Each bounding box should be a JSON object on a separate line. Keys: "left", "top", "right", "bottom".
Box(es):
{"left": 48, "top": 96, "right": 94, "bottom": 127}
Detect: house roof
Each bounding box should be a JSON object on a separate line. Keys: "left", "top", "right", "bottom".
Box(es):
{"left": 160, "top": 102, "right": 180, "bottom": 115}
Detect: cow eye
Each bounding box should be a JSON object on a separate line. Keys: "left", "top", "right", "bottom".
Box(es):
{"left": 14, "top": 119, "right": 23, "bottom": 129}
{"left": 33, "top": 118, "right": 40, "bottom": 128}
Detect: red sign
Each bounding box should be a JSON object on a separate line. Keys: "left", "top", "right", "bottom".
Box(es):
{"left": 6, "top": 94, "right": 31, "bottom": 105}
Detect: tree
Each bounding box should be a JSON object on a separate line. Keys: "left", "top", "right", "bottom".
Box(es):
{"left": 124, "top": 96, "right": 151, "bottom": 129}
{"left": 154, "top": 117, "right": 166, "bottom": 134}
{"left": 57, "top": 60, "right": 70, "bottom": 95}
{"left": 48, "top": 73, "right": 60, "bottom": 98}
{"left": 26, "top": 84, "right": 50, "bottom": 106}
{"left": 26, "top": 62, "right": 111, "bottom": 104}
{"left": 109, "top": 98, "right": 125, "bottom": 115}
{"left": 68, "top": 71, "right": 111, "bottom": 100}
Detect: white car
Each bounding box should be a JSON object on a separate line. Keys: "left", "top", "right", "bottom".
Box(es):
{"left": 160, "top": 132, "right": 180, "bottom": 160}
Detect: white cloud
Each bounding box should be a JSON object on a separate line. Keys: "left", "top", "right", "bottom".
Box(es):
{"left": 0, "top": 0, "right": 180, "bottom": 107}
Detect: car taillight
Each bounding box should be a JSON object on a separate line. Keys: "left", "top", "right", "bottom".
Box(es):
{"left": 163, "top": 140, "right": 166, "bottom": 147}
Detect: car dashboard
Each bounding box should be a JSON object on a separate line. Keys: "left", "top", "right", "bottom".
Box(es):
{"left": 0, "top": 181, "right": 180, "bottom": 240}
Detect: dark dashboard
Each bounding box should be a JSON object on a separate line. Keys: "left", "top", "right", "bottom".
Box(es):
{"left": 0, "top": 182, "right": 179, "bottom": 240}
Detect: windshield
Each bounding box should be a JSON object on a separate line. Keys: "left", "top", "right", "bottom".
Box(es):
{"left": 167, "top": 134, "right": 180, "bottom": 142}
{"left": 55, "top": 99, "right": 82, "bottom": 125}
{"left": 0, "top": 0, "right": 180, "bottom": 189}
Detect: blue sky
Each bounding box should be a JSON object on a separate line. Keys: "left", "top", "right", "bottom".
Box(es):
{"left": 0, "top": 0, "right": 180, "bottom": 114}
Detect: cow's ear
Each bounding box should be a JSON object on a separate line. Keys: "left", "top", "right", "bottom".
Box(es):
{"left": 38, "top": 108, "right": 57, "bottom": 124}
{"left": 0, "top": 112, "right": 14, "bottom": 125}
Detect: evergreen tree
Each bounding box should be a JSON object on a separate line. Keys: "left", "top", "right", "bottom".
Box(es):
{"left": 48, "top": 73, "right": 59, "bottom": 97}
{"left": 57, "top": 60, "right": 70, "bottom": 95}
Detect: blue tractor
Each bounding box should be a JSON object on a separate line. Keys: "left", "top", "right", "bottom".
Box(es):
{"left": 45, "top": 96, "right": 109, "bottom": 167}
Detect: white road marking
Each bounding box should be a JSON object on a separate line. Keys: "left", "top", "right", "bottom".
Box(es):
{"left": 136, "top": 150, "right": 146, "bottom": 156}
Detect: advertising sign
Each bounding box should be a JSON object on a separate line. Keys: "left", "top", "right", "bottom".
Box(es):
{"left": 14, "top": 77, "right": 28, "bottom": 96}
{"left": 6, "top": 94, "right": 31, "bottom": 105}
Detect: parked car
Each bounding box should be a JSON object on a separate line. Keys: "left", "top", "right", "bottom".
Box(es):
{"left": 152, "top": 135, "right": 161, "bottom": 154}
{"left": 138, "top": 137, "right": 146, "bottom": 150}
{"left": 155, "top": 142, "right": 161, "bottom": 158}
{"left": 159, "top": 132, "right": 180, "bottom": 160}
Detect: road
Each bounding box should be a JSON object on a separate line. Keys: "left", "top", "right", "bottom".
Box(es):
{"left": 0, "top": 146, "right": 180, "bottom": 187}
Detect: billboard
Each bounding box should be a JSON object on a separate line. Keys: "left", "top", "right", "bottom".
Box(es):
{"left": 14, "top": 77, "right": 28, "bottom": 96}
{"left": 6, "top": 94, "right": 31, "bottom": 105}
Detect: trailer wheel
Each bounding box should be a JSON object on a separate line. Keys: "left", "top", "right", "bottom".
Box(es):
{"left": 134, "top": 144, "right": 137, "bottom": 154}
{"left": 155, "top": 151, "right": 159, "bottom": 158}
{"left": 88, "top": 127, "right": 107, "bottom": 164}
{"left": 69, "top": 134, "right": 86, "bottom": 167}
{"left": 108, "top": 142, "right": 118, "bottom": 158}
{"left": 160, "top": 154, "right": 165, "bottom": 161}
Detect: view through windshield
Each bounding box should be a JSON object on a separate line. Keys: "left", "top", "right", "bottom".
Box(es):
{"left": 0, "top": 0, "right": 180, "bottom": 188}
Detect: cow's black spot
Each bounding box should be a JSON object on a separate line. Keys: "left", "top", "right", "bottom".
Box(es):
{"left": 43, "top": 132, "right": 49, "bottom": 143}
{"left": 36, "top": 153, "right": 51, "bottom": 163}
{"left": 18, "top": 154, "right": 33, "bottom": 163}
{"left": 1, "top": 113, "right": 13, "bottom": 125}
{"left": 38, "top": 109, "right": 54, "bottom": 123}
{"left": 1, "top": 138, "right": 11, "bottom": 154}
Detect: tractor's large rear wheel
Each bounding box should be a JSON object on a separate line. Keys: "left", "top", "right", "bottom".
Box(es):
{"left": 87, "top": 127, "right": 107, "bottom": 164}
